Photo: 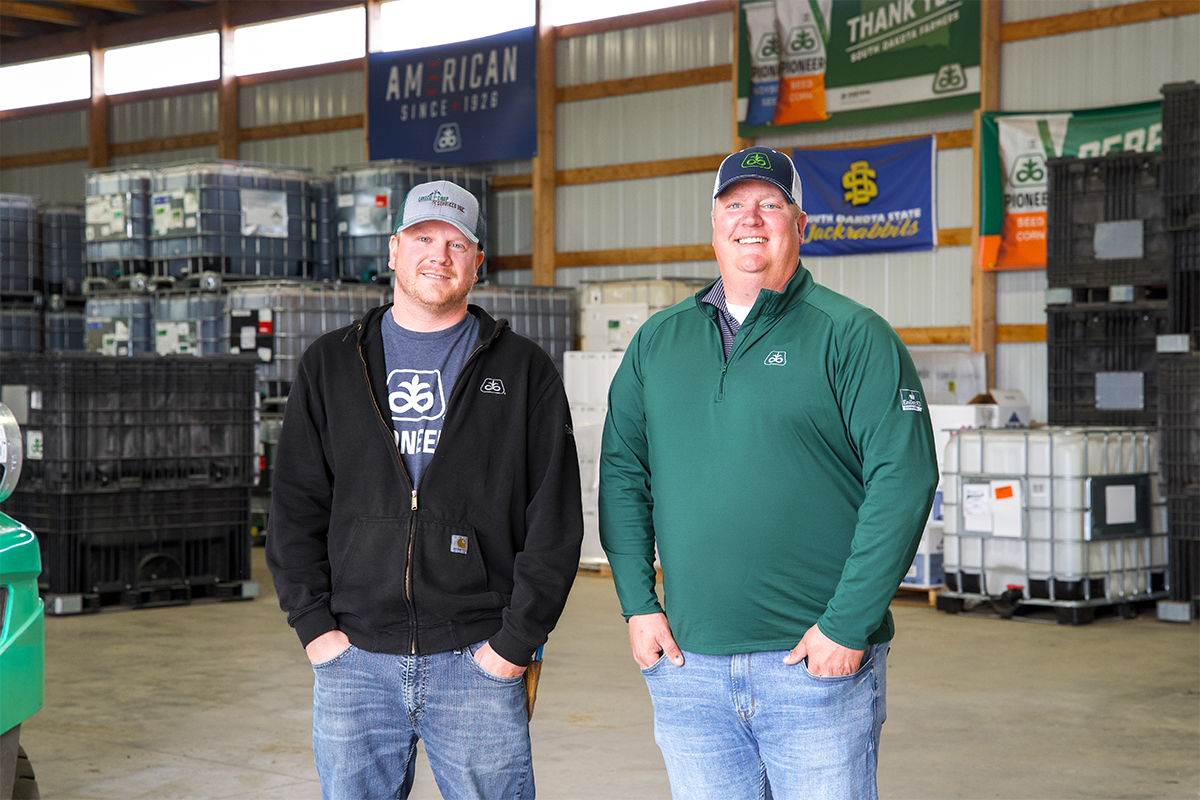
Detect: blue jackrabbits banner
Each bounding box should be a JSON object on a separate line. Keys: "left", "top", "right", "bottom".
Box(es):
{"left": 792, "top": 136, "right": 936, "bottom": 256}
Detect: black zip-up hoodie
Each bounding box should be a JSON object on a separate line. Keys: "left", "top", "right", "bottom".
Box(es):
{"left": 266, "top": 303, "right": 583, "bottom": 666}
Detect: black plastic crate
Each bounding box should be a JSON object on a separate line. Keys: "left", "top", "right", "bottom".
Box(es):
{"left": 1047, "top": 302, "right": 1170, "bottom": 426}
{"left": 0, "top": 353, "right": 258, "bottom": 493}
{"left": 0, "top": 486, "right": 251, "bottom": 598}
{"left": 44, "top": 299, "right": 86, "bottom": 352}
{"left": 41, "top": 205, "right": 85, "bottom": 297}
{"left": 1168, "top": 503, "right": 1199, "bottom": 604}
{"left": 1046, "top": 152, "right": 1170, "bottom": 289}
{"left": 1170, "top": 228, "right": 1199, "bottom": 344}
{"left": 1, "top": 298, "right": 44, "bottom": 353}
{"left": 1161, "top": 81, "right": 1200, "bottom": 232}
{"left": 1159, "top": 353, "right": 1200, "bottom": 499}
{"left": 1, "top": 194, "right": 43, "bottom": 297}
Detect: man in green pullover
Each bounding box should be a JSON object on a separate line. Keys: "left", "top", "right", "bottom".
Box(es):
{"left": 599, "top": 146, "right": 938, "bottom": 799}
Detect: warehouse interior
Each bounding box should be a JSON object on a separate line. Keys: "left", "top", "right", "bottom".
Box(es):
{"left": 1, "top": 0, "right": 1199, "bottom": 798}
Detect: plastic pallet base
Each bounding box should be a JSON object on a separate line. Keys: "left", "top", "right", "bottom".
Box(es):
{"left": 936, "top": 592, "right": 1162, "bottom": 625}
{"left": 1157, "top": 600, "right": 1197, "bottom": 623}
{"left": 43, "top": 580, "right": 260, "bottom": 615}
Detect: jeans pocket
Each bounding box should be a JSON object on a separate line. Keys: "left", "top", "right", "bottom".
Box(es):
{"left": 463, "top": 642, "right": 525, "bottom": 685}
{"left": 798, "top": 652, "right": 872, "bottom": 683}
{"left": 639, "top": 653, "right": 672, "bottom": 676}
{"left": 311, "top": 644, "right": 356, "bottom": 670}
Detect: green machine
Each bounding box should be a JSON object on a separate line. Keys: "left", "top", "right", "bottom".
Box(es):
{"left": 0, "top": 402, "right": 43, "bottom": 798}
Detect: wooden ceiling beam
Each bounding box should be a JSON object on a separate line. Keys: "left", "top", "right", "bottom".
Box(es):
{"left": 68, "top": 0, "right": 145, "bottom": 13}
{"left": 0, "top": 1, "right": 84, "bottom": 26}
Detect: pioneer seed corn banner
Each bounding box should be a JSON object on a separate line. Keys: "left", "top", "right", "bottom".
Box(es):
{"left": 773, "top": 0, "right": 833, "bottom": 124}
{"left": 792, "top": 136, "right": 936, "bottom": 256}
{"left": 738, "top": 0, "right": 980, "bottom": 135}
{"left": 978, "top": 101, "right": 1163, "bottom": 271}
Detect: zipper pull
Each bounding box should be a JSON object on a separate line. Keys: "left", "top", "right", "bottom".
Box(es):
{"left": 411, "top": 489, "right": 418, "bottom": 511}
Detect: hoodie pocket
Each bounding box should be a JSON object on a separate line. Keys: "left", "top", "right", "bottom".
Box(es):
{"left": 411, "top": 518, "right": 504, "bottom": 623}
{"left": 329, "top": 517, "right": 408, "bottom": 621}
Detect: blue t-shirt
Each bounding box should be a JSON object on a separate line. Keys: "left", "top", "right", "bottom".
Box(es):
{"left": 381, "top": 311, "right": 480, "bottom": 486}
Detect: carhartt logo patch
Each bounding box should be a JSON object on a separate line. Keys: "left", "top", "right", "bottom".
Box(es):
{"left": 900, "top": 389, "right": 923, "bottom": 412}
{"left": 450, "top": 535, "right": 468, "bottom": 554}
{"left": 480, "top": 378, "right": 505, "bottom": 395}
{"left": 764, "top": 351, "right": 787, "bottom": 366}
{"left": 743, "top": 152, "right": 771, "bottom": 170}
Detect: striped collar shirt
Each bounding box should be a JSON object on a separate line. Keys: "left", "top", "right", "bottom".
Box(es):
{"left": 701, "top": 278, "right": 741, "bottom": 361}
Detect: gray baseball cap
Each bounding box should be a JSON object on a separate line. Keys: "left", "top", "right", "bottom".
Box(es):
{"left": 394, "top": 180, "right": 484, "bottom": 244}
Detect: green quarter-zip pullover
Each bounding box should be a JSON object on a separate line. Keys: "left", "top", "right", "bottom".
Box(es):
{"left": 599, "top": 265, "right": 938, "bottom": 652}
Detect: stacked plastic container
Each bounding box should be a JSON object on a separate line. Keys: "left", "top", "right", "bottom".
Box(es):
{"left": 1, "top": 194, "right": 42, "bottom": 354}
{"left": 84, "top": 167, "right": 152, "bottom": 281}
{"left": 0, "top": 352, "right": 259, "bottom": 612}
{"left": 331, "top": 160, "right": 489, "bottom": 282}
{"left": 222, "top": 281, "right": 391, "bottom": 398}
{"left": 468, "top": 286, "right": 575, "bottom": 374}
{"left": 310, "top": 177, "right": 337, "bottom": 283}
{"left": 85, "top": 285, "right": 156, "bottom": 356}
{"left": 1156, "top": 81, "right": 1200, "bottom": 620}
{"left": 150, "top": 161, "right": 311, "bottom": 279}
{"left": 1045, "top": 151, "right": 1171, "bottom": 426}
{"left": 41, "top": 206, "right": 86, "bottom": 352}
{"left": 939, "top": 427, "right": 1168, "bottom": 623}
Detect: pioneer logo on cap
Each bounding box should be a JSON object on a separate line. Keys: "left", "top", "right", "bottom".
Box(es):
{"left": 742, "top": 152, "right": 772, "bottom": 170}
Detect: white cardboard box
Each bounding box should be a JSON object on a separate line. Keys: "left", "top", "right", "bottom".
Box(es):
{"left": 967, "top": 389, "right": 1031, "bottom": 429}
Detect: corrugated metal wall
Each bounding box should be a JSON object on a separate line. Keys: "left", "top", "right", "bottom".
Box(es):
{"left": 109, "top": 147, "right": 220, "bottom": 167}
{"left": 0, "top": 161, "right": 88, "bottom": 204}
{"left": 0, "top": 109, "right": 88, "bottom": 157}
{"left": 0, "top": 109, "right": 89, "bottom": 202}
{"left": 239, "top": 72, "right": 363, "bottom": 127}
{"left": 550, "top": 13, "right": 731, "bottom": 289}
{"left": 240, "top": 130, "right": 364, "bottom": 176}
{"left": 1001, "top": 15, "right": 1200, "bottom": 111}
{"left": 109, "top": 92, "right": 218, "bottom": 143}
{"left": 557, "top": 13, "right": 732, "bottom": 85}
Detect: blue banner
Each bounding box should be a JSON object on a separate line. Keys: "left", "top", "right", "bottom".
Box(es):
{"left": 792, "top": 137, "right": 936, "bottom": 257}
{"left": 367, "top": 27, "right": 537, "bottom": 165}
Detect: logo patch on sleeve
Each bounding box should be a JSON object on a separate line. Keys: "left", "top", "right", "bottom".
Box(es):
{"left": 451, "top": 535, "right": 469, "bottom": 554}
{"left": 900, "top": 389, "right": 924, "bottom": 412}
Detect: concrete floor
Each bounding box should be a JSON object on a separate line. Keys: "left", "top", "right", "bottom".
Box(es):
{"left": 20, "top": 548, "right": 1200, "bottom": 800}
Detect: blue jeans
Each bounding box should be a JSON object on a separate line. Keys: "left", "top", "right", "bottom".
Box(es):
{"left": 641, "top": 642, "right": 889, "bottom": 800}
{"left": 311, "top": 641, "right": 533, "bottom": 800}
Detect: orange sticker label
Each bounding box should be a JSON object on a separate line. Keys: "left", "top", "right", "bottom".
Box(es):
{"left": 995, "top": 485, "right": 1014, "bottom": 500}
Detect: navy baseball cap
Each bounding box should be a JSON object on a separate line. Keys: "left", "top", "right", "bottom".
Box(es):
{"left": 712, "top": 146, "right": 802, "bottom": 207}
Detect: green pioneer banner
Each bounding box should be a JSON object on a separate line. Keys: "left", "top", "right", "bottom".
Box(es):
{"left": 738, "top": 0, "right": 981, "bottom": 136}
{"left": 979, "top": 101, "right": 1163, "bottom": 271}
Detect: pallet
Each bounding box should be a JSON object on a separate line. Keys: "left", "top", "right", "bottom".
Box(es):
{"left": 893, "top": 585, "right": 941, "bottom": 608}
{"left": 935, "top": 592, "right": 1161, "bottom": 626}
{"left": 44, "top": 580, "right": 261, "bottom": 615}
{"left": 576, "top": 560, "right": 663, "bottom": 580}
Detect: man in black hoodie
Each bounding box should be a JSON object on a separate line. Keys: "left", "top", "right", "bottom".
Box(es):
{"left": 266, "top": 179, "right": 583, "bottom": 800}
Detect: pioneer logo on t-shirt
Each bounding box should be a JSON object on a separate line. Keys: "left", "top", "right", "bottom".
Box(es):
{"left": 388, "top": 369, "right": 447, "bottom": 422}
